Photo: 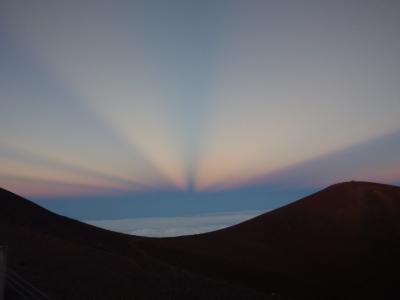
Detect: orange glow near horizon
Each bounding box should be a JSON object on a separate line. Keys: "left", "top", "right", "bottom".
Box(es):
{"left": 1, "top": 1, "right": 400, "bottom": 198}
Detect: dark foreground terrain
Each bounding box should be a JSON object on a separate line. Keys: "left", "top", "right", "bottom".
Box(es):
{"left": 1, "top": 181, "right": 399, "bottom": 299}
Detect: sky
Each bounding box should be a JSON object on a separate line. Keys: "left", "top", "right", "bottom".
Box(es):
{"left": 1, "top": 1, "right": 400, "bottom": 232}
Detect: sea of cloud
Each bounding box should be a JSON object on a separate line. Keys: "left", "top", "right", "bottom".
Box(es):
{"left": 85, "top": 210, "right": 262, "bottom": 237}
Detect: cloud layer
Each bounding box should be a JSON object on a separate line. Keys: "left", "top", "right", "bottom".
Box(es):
{"left": 85, "top": 211, "right": 262, "bottom": 237}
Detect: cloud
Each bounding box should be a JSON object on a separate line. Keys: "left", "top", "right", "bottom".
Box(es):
{"left": 85, "top": 211, "right": 262, "bottom": 237}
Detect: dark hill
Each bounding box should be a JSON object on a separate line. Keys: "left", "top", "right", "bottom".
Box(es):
{"left": 0, "top": 188, "right": 276, "bottom": 300}
{"left": 1, "top": 182, "right": 400, "bottom": 299}
{"left": 137, "top": 181, "right": 400, "bottom": 299}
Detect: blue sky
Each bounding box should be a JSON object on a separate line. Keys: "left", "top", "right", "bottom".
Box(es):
{"left": 1, "top": 0, "right": 400, "bottom": 222}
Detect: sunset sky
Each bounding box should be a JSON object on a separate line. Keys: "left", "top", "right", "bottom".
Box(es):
{"left": 1, "top": 1, "right": 400, "bottom": 223}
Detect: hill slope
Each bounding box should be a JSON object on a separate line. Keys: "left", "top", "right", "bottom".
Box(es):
{"left": 137, "top": 181, "right": 400, "bottom": 299}
{"left": 0, "top": 188, "right": 274, "bottom": 300}
{"left": 1, "top": 182, "right": 399, "bottom": 299}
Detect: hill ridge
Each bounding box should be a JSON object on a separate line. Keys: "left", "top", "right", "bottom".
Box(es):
{"left": 1, "top": 181, "right": 400, "bottom": 299}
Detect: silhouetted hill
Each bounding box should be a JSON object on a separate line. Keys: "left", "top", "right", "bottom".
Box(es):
{"left": 1, "top": 182, "right": 399, "bottom": 299}
{"left": 137, "top": 181, "right": 400, "bottom": 299}
{"left": 0, "top": 188, "right": 278, "bottom": 300}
